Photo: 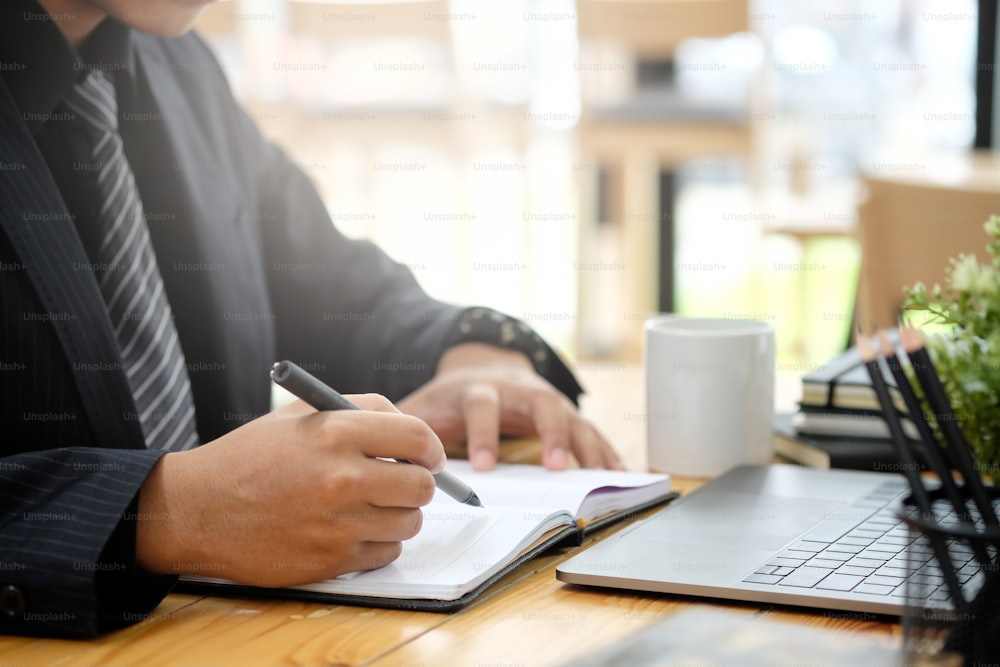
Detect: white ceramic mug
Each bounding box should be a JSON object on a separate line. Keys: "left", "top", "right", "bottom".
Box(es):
{"left": 645, "top": 315, "right": 775, "bottom": 477}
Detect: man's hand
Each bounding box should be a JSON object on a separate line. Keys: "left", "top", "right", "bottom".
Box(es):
{"left": 396, "top": 343, "right": 624, "bottom": 471}
{"left": 135, "top": 395, "right": 444, "bottom": 587}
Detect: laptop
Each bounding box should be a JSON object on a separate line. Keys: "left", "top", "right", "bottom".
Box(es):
{"left": 557, "top": 464, "right": 981, "bottom": 616}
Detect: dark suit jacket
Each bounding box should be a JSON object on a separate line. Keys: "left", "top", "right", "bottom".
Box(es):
{"left": 0, "top": 15, "right": 493, "bottom": 637}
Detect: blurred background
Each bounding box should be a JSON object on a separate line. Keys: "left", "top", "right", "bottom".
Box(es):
{"left": 194, "top": 0, "right": 998, "bottom": 376}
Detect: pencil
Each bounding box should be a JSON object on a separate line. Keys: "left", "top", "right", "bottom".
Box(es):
{"left": 864, "top": 332, "right": 971, "bottom": 606}
{"left": 876, "top": 331, "right": 966, "bottom": 516}
{"left": 899, "top": 327, "right": 997, "bottom": 527}
{"left": 857, "top": 333, "right": 931, "bottom": 512}
{"left": 271, "top": 360, "right": 483, "bottom": 508}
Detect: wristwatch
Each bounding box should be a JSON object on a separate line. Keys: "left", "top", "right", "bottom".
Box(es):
{"left": 444, "top": 307, "right": 583, "bottom": 404}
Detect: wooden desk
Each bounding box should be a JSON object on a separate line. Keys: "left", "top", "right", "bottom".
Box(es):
{"left": 0, "top": 366, "right": 900, "bottom": 666}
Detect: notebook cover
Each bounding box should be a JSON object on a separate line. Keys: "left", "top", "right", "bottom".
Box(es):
{"left": 176, "top": 525, "right": 581, "bottom": 612}
{"left": 774, "top": 412, "right": 904, "bottom": 471}
{"left": 802, "top": 332, "right": 901, "bottom": 409}
{"left": 176, "top": 491, "right": 679, "bottom": 611}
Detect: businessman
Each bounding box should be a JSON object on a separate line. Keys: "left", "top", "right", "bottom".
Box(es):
{"left": 0, "top": 0, "right": 622, "bottom": 637}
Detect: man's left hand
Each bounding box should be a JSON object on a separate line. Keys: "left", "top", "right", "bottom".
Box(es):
{"left": 396, "top": 343, "right": 624, "bottom": 471}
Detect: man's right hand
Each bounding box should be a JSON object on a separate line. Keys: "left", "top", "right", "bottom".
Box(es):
{"left": 134, "top": 395, "right": 445, "bottom": 587}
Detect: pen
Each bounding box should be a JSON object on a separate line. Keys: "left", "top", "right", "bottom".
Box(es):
{"left": 270, "top": 360, "right": 483, "bottom": 507}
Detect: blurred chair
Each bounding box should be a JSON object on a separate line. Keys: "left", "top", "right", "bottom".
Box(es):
{"left": 574, "top": 0, "right": 759, "bottom": 358}
{"left": 854, "top": 151, "right": 1000, "bottom": 329}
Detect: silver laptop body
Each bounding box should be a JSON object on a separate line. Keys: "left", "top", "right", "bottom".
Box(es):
{"left": 557, "top": 465, "right": 959, "bottom": 616}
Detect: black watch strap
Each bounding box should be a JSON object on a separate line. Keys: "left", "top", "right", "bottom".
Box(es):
{"left": 444, "top": 307, "right": 584, "bottom": 404}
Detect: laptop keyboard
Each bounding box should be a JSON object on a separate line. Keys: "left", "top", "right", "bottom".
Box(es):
{"left": 741, "top": 479, "right": 993, "bottom": 608}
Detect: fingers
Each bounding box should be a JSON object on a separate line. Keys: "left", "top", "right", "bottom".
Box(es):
{"left": 347, "top": 393, "right": 402, "bottom": 414}
{"left": 300, "top": 379, "right": 625, "bottom": 474}
{"left": 435, "top": 377, "right": 626, "bottom": 471}
{"left": 323, "top": 485, "right": 428, "bottom": 576}
{"left": 529, "top": 392, "right": 572, "bottom": 470}
{"left": 310, "top": 540, "right": 406, "bottom": 580}
{"left": 271, "top": 398, "right": 321, "bottom": 418}
{"left": 309, "top": 409, "right": 446, "bottom": 474}
{"left": 461, "top": 384, "right": 501, "bottom": 470}
{"left": 508, "top": 386, "right": 625, "bottom": 471}
{"left": 568, "top": 415, "right": 602, "bottom": 468}
{"left": 359, "top": 457, "right": 437, "bottom": 508}
{"left": 313, "top": 467, "right": 431, "bottom": 577}
{"left": 569, "top": 417, "right": 626, "bottom": 470}
{"left": 326, "top": 505, "right": 425, "bottom": 544}
{"left": 273, "top": 393, "right": 399, "bottom": 418}
{"left": 348, "top": 541, "right": 405, "bottom": 574}
{"left": 602, "top": 440, "right": 627, "bottom": 470}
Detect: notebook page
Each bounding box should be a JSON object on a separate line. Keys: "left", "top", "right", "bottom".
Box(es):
{"left": 292, "top": 504, "right": 572, "bottom": 599}
{"left": 436, "top": 461, "right": 670, "bottom": 520}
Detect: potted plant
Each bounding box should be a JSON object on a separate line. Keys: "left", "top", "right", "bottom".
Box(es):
{"left": 902, "top": 215, "right": 1000, "bottom": 479}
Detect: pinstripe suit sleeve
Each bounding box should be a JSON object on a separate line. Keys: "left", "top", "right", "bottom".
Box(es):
{"left": 0, "top": 74, "right": 177, "bottom": 637}
{"left": 0, "top": 448, "right": 176, "bottom": 637}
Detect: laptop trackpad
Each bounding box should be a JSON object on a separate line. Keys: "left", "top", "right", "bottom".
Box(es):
{"left": 624, "top": 491, "right": 843, "bottom": 551}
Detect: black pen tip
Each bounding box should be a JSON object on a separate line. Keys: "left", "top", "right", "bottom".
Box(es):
{"left": 466, "top": 494, "right": 483, "bottom": 508}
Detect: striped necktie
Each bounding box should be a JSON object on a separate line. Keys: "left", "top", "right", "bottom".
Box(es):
{"left": 62, "top": 69, "right": 200, "bottom": 451}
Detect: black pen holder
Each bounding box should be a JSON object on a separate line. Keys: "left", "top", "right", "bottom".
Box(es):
{"left": 897, "top": 487, "right": 1000, "bottom": 667}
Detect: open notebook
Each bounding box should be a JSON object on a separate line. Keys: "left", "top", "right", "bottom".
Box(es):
{"left": 180, "top": 461, "right": 674, "bottom": 611}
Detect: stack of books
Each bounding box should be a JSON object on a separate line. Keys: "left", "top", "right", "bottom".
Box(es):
{"left": 775, "top": 331, "right": 918, "bottom": 470}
